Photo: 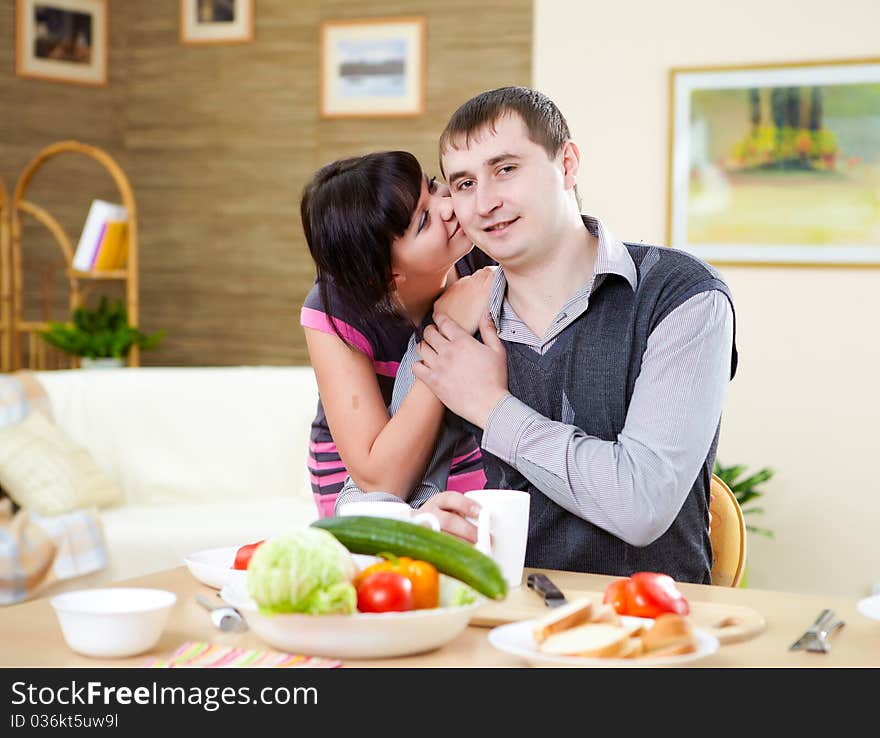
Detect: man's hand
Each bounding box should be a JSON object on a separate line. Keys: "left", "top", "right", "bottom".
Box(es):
{"left": 420, "top": 492, "right": 481, "bottom": 543}
{"left": 413, "top": 311, "right": 508, "bottom": 428}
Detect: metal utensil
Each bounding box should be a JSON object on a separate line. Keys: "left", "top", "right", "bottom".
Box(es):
{"left": 526, "top": 573, "right": 568, "bottom": 608}
{"left": 196, "top": 594, "right": 248, "bottom": 633}
{"left": 789, "top": 609, "right": 836, "bottom": 652}
{"left": 805, "top": 618, "right": 845, "bottom": 653}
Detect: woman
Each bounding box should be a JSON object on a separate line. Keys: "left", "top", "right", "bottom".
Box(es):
{"left": 299, "top": 151, "right": 494, "bottom": 518}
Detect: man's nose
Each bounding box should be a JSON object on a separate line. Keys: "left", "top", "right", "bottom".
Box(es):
{"left": 475, "top": 182, "right": 501, "bottom": 216}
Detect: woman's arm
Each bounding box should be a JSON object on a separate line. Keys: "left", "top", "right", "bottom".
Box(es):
{"left": 305, "top": 327, "right": 446, "bottom": 498}
{"left": 304, "top": 269, "right": 493, "bottom": 497}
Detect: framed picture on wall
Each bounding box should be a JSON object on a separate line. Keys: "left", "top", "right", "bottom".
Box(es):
{"left": 15, "top": 0, "right": 107, "bottom": 86}
{"left": 179, "top": 0, "right": 254, "bottom": 45}
{"left": 320, "top": 16, "right": 426, "bottom": 119}
{"left": 668, "top": 58, "right": 880, "bottom": 265}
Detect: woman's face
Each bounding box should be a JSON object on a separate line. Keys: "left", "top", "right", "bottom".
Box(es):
{"left": 390, "top": 174, "right": 472, "bottom": 283}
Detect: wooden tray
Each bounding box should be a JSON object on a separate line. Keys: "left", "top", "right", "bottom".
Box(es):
{"left": 472, "top": 588, "right": 766, "bottom": 645}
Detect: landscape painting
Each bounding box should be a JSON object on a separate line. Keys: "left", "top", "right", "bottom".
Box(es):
{"left": 669, "top": 60, "right": 880, "bottom": 264}
{"left": 321, "top": 17, "right": 425, "bottom": 119}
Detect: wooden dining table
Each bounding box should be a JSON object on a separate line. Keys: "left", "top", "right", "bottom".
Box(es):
{"left": 2, "top": 565, "right": 878, "bottom": 667}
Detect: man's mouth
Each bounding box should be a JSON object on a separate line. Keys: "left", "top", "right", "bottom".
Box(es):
{"left": 484, "top": 218, "right": 518, "bottom": 233}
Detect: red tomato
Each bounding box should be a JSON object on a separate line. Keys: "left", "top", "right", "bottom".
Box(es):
{"left": 356, "top": 571, "right": 414, "bottom": 613}
{"left": 602, "top": 578, "right": 631, "bottom": 613}
{"left": 602, "top": 572, "right": 690, "bottom": 618}
{"left": 631, "top": 572, "right": 690, "bottom": 616}
{"left": 232, "top": 540, "right": 264, "bottom": 570}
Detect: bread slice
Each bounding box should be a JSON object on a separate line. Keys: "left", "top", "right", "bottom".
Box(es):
{"left": 539, "top": 623, "right": 631, "bottom": 658}
{"left": 532, "top": 598, "right": 594, "bottom": 643}
{"left": 640, "top": 613, "right": 694, "bottom": 653}
{"left": 590, "top": 603, "right": 622, "bottom": 626}
{"left": 617, "top": 637, "right": 645, "bottom": 659}
{"left": 642, "top": 639, "right": 698, "bottom": 658}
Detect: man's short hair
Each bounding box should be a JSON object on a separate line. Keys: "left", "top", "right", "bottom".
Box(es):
{"left": 439, "top": 86, "right": 580, "bottom": 208}
{"left": 439, "top": 86, "right": 572, "bottom": 173}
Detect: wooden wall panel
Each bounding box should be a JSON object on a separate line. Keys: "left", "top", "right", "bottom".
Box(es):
{"left": 1, "top": 0, "right": 531, "bottom": 367}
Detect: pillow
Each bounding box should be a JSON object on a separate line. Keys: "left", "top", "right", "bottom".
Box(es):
{"left": 0, "top": 411, "right": 122, "bottom": 516}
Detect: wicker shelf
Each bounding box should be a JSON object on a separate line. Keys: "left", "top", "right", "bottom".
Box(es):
{"left": 0, "top": 140, "right": 139, "bottom": 371}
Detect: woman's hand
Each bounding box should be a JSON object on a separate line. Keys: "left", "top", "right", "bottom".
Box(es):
{"left": 433, "top": 266, "right": 496, "bottom": 335}
{"left": 420, "top": 492, "right": 481, "bottom": 543}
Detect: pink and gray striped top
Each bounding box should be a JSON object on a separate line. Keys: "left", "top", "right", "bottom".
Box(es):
{"left": 300, "top": 248, "right": 493, "bottom": 517}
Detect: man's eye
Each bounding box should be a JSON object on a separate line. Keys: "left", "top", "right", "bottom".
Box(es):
{"left": 499, "top": 165, "right": 515, "bottom": 175}
{"left": 456, "top": 180, "right": 474, "bottom": 191}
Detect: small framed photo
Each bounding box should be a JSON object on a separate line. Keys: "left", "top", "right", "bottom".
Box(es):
{"left": 180, "top": 0, "right": 254, "bottom": 45}
{"left": 669, "top": 58, "right": 880, "bottom": 265}
{"left": 16, "top": 0, "right": 107, "bottom": 87}
{"left": 320, "top": 16, "right": 426, "bottom": 119}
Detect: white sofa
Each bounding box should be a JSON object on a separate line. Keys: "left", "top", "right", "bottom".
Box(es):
{"left": 32, "top": 366, "right": 321, "bottom": 586}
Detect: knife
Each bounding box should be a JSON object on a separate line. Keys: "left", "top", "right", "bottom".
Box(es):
{"left": 526, "top": 573, "right": 567, "bottom": 608}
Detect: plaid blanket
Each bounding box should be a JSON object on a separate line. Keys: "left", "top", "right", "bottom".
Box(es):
{"left": 0, "top": 372, "right": 108, "bottom": 605}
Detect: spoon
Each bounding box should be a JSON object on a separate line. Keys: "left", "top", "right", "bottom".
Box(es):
{"left": 196, "top": 594, "right": 248, "bottom": 633}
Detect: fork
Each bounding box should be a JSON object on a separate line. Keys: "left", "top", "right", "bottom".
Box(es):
{"left": 805, "top": 618, "right": 845, "bottom": 653}
{"left": 789, "top": 609, "right": 835, "bottom": 651}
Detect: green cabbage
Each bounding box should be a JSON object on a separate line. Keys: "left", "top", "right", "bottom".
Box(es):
{"left": 247, "top": 528, "right": 357, "bottom": 615}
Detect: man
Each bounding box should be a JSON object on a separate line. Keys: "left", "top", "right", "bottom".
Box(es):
{"left": 338, "top": 87, "right": 736, "bottom": 583}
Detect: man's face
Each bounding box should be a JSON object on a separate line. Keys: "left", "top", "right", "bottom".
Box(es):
{"left": 441, "top": 113, "right": 576, "bottom": 268}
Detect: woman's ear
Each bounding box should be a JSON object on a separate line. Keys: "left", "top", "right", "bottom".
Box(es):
{"left": 389, "top": 271, "right": 405, "bottom": 290}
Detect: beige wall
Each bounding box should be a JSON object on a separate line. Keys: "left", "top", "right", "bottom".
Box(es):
{"left": 534, "top": 0, "right": 880, "bottom": 596}
{"left": 1, "top": 1, "right": 531, "bottom": 366}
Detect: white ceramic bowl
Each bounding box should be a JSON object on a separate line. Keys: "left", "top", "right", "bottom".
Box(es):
{"left": 50, "top": 588, "right": 177, "bottom": 658}
{"left": 220, "top": 556, "right": 485, "bottom": 659}
{"left": 183, "top": 546, "right": 249, "bottom": 590}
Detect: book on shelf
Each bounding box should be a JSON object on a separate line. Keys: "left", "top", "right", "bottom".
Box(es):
{"left": 72, "top": 199, "right": 127, "bottom": 272}
{"left": 92, "top": 220, "right": 129, "bottom": 271}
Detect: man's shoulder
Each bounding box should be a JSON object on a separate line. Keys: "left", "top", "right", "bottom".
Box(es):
{"left": 622, "top": 242, "right": 726, "bottom": 285}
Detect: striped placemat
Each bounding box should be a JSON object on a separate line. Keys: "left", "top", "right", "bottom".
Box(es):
{"left": 146, "top": 641, "right": 341, "bottom": 668}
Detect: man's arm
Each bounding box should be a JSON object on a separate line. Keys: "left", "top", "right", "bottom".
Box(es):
{"left": 418, "top": 291, "right": 734, "bottom": 547}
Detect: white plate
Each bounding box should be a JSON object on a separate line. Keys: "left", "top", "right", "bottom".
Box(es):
{"left": 220, "top": 555, "right": 485, "bottom": 659}
{"left": 488, "top": 616, "right": 719, "bottom": 667}
{"left": 857, "top": 594, "right": 880, "bottom": 621}
{"left": 183, "top": 546, "right": 248, "bottom": 590}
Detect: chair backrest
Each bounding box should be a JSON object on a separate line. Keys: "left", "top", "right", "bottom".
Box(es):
{"left": 709, "top": 473, "right": 747, "bottom": 587}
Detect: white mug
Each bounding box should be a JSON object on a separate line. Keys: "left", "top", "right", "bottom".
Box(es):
{"left": 464, "top": 489, "right": 530, "bottom": 588}
{"left": 337, "top": 500, "right": 440, "bottom": 531}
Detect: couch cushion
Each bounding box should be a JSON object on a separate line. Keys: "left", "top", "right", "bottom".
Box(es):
{"left": 34, "top": 367, "right": 319, "bottom": 507}
{"left": 0, "top": 412, "right": 123, "bottom": 516}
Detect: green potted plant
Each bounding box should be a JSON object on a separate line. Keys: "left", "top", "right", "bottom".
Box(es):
{"left": 40, "top": 296, "right": 165, "bottom": 368}
{"left": 713, "top": 461, "right": 774, "bottom": 539}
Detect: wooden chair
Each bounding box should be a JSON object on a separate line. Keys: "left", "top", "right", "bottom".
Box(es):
{"left": 709, "top": 473, "right": 746, "bottom": 587}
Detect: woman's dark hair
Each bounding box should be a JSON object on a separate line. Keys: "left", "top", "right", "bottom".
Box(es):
{"left": 300, "top": 151, "right": 423, "bottom": 342}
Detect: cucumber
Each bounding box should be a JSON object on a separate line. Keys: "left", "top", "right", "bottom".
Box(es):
{"left": 311, "top": 516, "right": 507, "bottom": 600}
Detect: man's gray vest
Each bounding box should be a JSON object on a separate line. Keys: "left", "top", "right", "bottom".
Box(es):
{"left": 464, "top": 243, "right": 737, "bottom": 584}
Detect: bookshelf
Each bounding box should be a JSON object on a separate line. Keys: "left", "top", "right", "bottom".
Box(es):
{"left": 3, "top": 140, "right": 139, "bottom": 371}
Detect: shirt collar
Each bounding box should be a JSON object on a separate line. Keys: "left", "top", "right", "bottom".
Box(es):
{"left": 486, "top": 214, "right": 638, "bottom": 322}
